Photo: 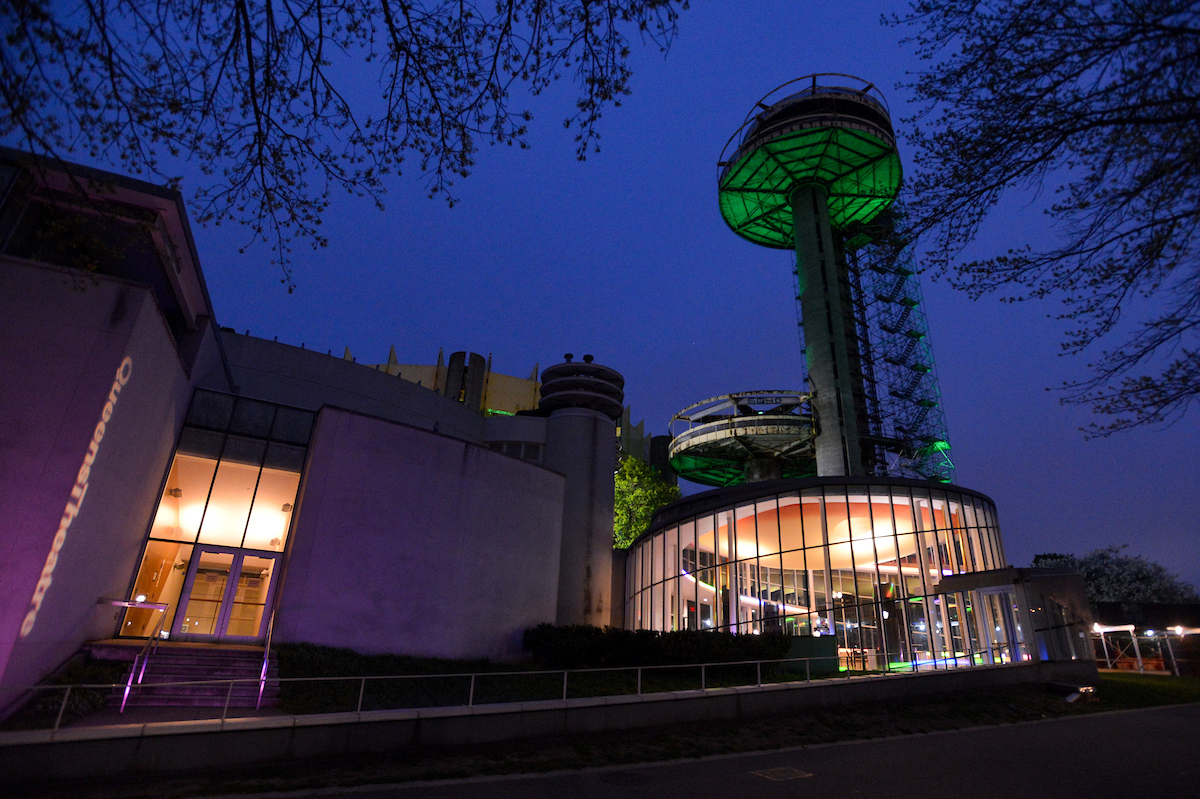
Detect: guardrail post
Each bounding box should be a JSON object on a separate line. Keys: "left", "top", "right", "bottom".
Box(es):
{"left": 562, "top": 670, "right": 568, "bottom": 701}
{"left": 637, "top": 667, "right": 642, "bottom": 695}
{"left": 221, "top": 681, "right": 234, "bottom": 722}
{"left": 53, "top": 686, "right": 71, "bottom": 732}
{"left": 468, "top": 674, "right": 476, "bottom": 706}
{"left": 805, "top": 658, "right": 810, "bottom": 682}
{"left": 356, "top": 677, "right": 366, "bottom": 713}
{"left": 701, "top": 664, "right": 706, "bottom": 690}
{"left": 1163, "top": 636, "right": 1180, "bottom": 677}
{"left": 756, "top": 661, "right": 761, "bottom": 686}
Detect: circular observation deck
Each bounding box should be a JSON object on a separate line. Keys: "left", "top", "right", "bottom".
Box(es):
{"left": 538, "top": 354, "right": 625, "bottom": 420}
{"left": 718, "top": 74, "right": 902, "bottom": 250}
{"left": 667, "top": 391, "right": 816, "bottom": 487}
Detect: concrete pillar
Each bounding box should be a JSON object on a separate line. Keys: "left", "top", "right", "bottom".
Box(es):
{"left": 743, "top": 457, "right": 782, "bottom": 483}
{"left": 790, "top": 183, "right": 864, "bottom": 477}
{"left": 543, "top": 407, "right": 617, "bottom": 627}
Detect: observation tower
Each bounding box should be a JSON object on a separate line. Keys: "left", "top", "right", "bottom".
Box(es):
{"left": 622, "top": 76, "right": 1092, "bottom": 679}
{"left": 706, "top": 74, "right": 950, "bottom": 482}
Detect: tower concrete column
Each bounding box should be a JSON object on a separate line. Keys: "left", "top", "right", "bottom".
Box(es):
{"left": 790, "top": 183, "right": 864, "bottom": 477}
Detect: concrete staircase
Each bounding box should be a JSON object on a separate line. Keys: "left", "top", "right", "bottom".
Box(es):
{"left": 114, "top": 646, "right": 280, "bottom": 708}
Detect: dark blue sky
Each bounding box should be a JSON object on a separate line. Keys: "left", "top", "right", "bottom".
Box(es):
{"left": 182, "top": 2, "right": 1198, "bottom": 588}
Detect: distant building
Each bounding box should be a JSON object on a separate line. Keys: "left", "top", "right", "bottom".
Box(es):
{"left": 363, "top": 347, "right": 542, "bottom": 416}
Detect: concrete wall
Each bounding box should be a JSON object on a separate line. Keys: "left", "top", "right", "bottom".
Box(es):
{"left": 0, "top": 260, "right": 203, "bottom": 710}
{"left": 220, "top": 333, "right": 486, "bottom": 444}
{"left": 544, "top": 408, "right": 617, "bottom": 627}
{"left": 274, "top": 407, "right": 566, "bottom": 661}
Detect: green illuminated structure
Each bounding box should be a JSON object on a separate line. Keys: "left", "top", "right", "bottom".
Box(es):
{"left": 719, "top": 74, "right": 903, "bottom": 478}
{"left": 667, "top": 74, "right": 953, "bottom": 487}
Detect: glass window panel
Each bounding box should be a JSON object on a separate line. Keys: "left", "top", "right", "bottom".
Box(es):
{"left": 651, "top": 533, "right": 663, "bottom": 584}
{"left": 663, "top": 526, "right": 680, "bottom": 584}
{"left": 679, "top": 520, "right": 697, "bottom": 577}
{"left": 271, "top": 406, "right": 315, "bottom": 444}
{"left": 848, "top": 489, "right": 872, "bottom": 539}
{"left": 697, "top": 514, "right": 716, "bottom": 589}
{"left": 870, "top": 493, "right": 894, "bottom": 537}
{"left": 186, "top": 390, "right": 235, "bottom": 431}
{"left": 756, "top": 552, "right": 784, "bottom": 631}
{"left": 221, "top": 435, "right": 266, "bottom": 466}
{"left": 947, "top": 495, "right": 963, "bottom": 530}
{"left": 226, "top": 555, "right": 276, "bottom": 637}
{"left": 120, "top": 541, "right": 193, "bottom": 637}
{"left": 667, "top": 577, "right": 680, "bottom": 631}
{"left": 828, "top": 542, "right": 853, "bottom": 579}
{"left": 264, "top": 442, "right": 306, "bottom": 472}
{"left": 960, "top": 496, "right": 978, "bottom": 528}
{"left": 197, "top": 459, "right": 261, "bottom": 547}
{"left": 243, "top": 467, "right": 300, "bottom": 551}
{"left": 968, "top": 526, "right": 989, "bottom": 571}
{"left": 151, "top": 453, "right": 217, "bottom": 542}
{"left": 716, "top": 510, "right": 734, "bottom": 562}
{"left": 734, "top": 503, "right": 758, "bottom": 562}
{"left": 912, "top": 491, "right": 933, "bottom": 531}
{"left": 680, "top": 521, "right": 698, "bottom": 630}
{"left": 651, "top": 583, "right": 664, "bottom": 631}
{"left": 871, "top": 532, "right": 899, "bottom": 580}
{"left": 715, "top": 561, "right": 728, "bottom": 630}
{"left": 893, "top": 533, "right": 923, "bottom": 594}
{"left": 179, "top": 551, "right": 233, "bottom": 635}
{"left": 825, "top": 488, "right": 850, "bottom": 544}
{"left": 930, "top": 491, "right": 950, "bottom": 530}
{"left": 176, "top": 427, "right": 224, "bottom": 459}
{"left": 892, "top": 490, "right": 915, "bottom": 534}
{"left": 755, "top": 498, "right": 781, "bottom": 556}
{"left": 230, "top": 398, "right": 276, "bottom": 437}
{"left": 780, "top": 493, "right": 805, "bottom": 552}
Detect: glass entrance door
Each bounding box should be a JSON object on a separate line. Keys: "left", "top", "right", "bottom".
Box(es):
{"left": 172, "top": 547, "right": 279, "bottom": 641}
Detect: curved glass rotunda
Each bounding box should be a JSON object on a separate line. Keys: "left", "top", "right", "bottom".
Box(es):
{"left": 624, "top": 477, "right": 1067, "bottom": 671}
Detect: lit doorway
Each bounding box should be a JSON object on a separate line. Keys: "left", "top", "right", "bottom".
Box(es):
{"left": 172, "top": 546, "right": 280, "bottom": 642}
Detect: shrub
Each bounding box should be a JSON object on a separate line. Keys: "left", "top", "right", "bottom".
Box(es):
{"left": 522, "top": 624, "right": 793, "bottom": 669}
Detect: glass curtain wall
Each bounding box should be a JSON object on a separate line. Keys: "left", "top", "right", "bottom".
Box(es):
{"left": 120, "top": 390, "right": 313, "bottom": 641}
{"left": 627, "top": 482, "right": 1027, "bottom": 672}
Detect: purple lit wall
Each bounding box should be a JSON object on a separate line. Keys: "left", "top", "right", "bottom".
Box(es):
{"left": 275, "top": 407, "right": 566, "bottom": 660}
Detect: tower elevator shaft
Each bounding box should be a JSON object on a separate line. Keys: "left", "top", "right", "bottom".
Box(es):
{"left": 791, "top": 184, "right": 869, "bottom": 477}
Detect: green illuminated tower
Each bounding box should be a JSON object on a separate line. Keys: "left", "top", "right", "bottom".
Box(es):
{"left": 716, "top": 74, "right": 951, "bottom": 482}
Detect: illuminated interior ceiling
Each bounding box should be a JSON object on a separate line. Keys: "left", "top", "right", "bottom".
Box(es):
{"left": 718, "top": 126, "right": 902, "bottom": 248}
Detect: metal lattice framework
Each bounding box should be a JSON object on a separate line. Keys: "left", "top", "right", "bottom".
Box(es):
{"left": 788, "top": 230, "right": 955, "bottom": 482}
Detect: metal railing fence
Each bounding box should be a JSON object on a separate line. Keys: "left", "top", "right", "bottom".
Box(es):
{"left": 4, "top": 652, "right": 953, "bottom": 733}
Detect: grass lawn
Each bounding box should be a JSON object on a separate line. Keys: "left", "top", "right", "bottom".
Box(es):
{"left": 16, "top": 673, "right": 1200, "bottom": 798}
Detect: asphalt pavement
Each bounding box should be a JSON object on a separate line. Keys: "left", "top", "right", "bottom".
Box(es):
{"left": 219, "top": 702, "right": 1200, "bottom": 799}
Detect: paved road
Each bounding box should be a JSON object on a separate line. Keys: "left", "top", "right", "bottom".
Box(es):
{"left": 228, "top": 704, "right": 1200, "bottom": 799}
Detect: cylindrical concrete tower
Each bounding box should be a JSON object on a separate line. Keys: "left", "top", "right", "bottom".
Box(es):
{"left": 718, "top": 75, "right": 902, "bottom": 477}
{"left": 539, "top": 354, "right": 624, "bottom": 627}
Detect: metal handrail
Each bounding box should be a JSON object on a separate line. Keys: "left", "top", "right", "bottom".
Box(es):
{"left": 98, "top": 599, "right": 169, "bottom": 714}
{"left": 256, "top": 609, "right": 276, "bottom": 710}
{"left": 18, "top": 652, "right": 963, "bottom": 731}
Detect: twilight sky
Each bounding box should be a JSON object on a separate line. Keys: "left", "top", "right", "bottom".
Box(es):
{"left": 169, "top": 2, "right": 1197, "bottom": 587}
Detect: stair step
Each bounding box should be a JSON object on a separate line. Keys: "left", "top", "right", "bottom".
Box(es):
{"left": 112, "top": 648, "right": 281, "bottom": 709}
